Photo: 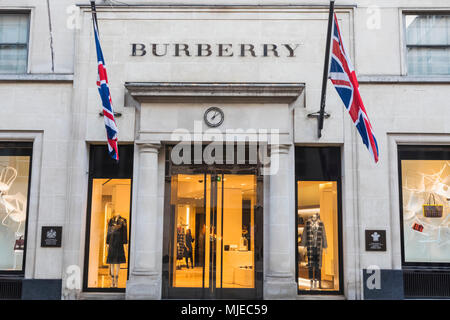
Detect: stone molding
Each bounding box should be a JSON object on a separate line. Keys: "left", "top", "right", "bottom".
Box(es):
{"left": 359, "top": 75, "right": 450, "bottom": 84}
{"left": 125, "top": 82, "right": 304, "bottom": 103}
{"left": 135, "top": 141, "right": 161, "bottom": 153}
{"left": 78, "top": 3, "right": 357, "bottom": 10}
{"left": 0, "top": 74, "right": 73, "bottom": 82}
{"left": 270, "top": 144, "right": 291, "bottom": 155}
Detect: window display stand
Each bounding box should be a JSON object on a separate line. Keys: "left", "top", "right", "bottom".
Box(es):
{"left": 13, "top": 250, "right": 23, "bottom": 270}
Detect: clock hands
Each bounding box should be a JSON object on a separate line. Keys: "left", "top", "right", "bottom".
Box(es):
{"left": 204, "top": 107, "right": 223, "bottom": 127}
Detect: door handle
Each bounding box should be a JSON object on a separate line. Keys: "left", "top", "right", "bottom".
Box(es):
{"left": 210, "top": 226, "right": 215, "bottom": 241}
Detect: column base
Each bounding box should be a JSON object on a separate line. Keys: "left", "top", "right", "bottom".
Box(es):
{"left": 264, "top": 274, "right": 297, "bottom": 300}
{"left": 126, "top": 275, "right": 161, "bottom": 300}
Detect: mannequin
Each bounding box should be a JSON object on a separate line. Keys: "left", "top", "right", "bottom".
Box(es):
{"left": 240, "top": 225, "right": 249, "bottom": 251}
{"left": 176, "top": 225, "right": 185, "bottom": 269}
{"left": 106, "top": 213, "right": 128, "bottom": 288}
{"left": 300, "top": 213, "right": 327, "bottom": 289}
{"left": 184, "top": 228, "right": 194, "bottom": 269}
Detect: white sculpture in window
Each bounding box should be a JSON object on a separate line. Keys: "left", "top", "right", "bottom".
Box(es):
{"left": 1, "top": 192, "right": 27, "bottom": 234}
{"left": 0, "top": 166, "right": 18, "bottom": 195}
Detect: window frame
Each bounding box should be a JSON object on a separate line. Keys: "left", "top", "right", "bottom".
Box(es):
{"left": 0, "top": 10, "right": 31, "bottom": 75}
{"left": 402, "top": 11, "right": 450, "bottom": 77}
{"left": 0, "top": 142, "right": 33, "bottom": 276}
{"left": 294, "top": 146, "right": 344, "bottom": 296}
{"left": 398, "top": 145, "right": 450, "bottom": 269}
{"left": 83, "top": 144, "right": 134, "bottom": 293}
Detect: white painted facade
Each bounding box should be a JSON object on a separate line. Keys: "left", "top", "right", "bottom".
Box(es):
{"left": 0, "top": 0, "right": 449, "bottom": 300}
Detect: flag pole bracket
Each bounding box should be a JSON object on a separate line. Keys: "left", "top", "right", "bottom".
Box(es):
{"left": 99, "top": 111, "right": 122, "bottom": 117}
{"left": 307, "top": 111, "right": 331, "bottom": 119}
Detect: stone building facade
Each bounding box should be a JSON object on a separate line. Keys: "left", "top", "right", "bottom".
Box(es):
{"left": 0, "top": 0, "right": 449, "bottom": 300}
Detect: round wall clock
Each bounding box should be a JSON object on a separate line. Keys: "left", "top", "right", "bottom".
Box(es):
{"left": 204, "top": 107, "right": 224, "bottom": 128}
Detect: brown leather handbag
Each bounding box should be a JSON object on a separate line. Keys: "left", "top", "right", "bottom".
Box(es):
{"left": 14, "top": 236, "right": 25, "bottom": 250}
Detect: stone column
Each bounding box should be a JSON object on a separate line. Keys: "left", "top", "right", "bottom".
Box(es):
{"left": 264, "top": 144, "right": 297, "bottom": 299}
{"left": 126, "top": 142, "right": 161, "bottom": 299}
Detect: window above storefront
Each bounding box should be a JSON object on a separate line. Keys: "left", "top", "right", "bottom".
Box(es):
{"left": 405, "top": 14, "right": 450, "bottom": 76}
{"left": 0, "top": 13, "right": 29, "bottom": 74}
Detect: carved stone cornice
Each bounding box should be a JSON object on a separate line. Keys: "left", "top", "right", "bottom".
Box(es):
{"left": 125, "top": 82, "right": 304, "bottom": 103}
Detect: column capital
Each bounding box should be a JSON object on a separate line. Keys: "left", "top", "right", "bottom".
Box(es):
{"left": 135, "top": 140, "right": 161, "bottom": 153}
{"left": 131, "top": 269, "right": 159, "bottom": 277}
{"left": 270, "top": 144, "right": 291, "bottom": 155}
{"left": 266, "top": 272, "right": 295, "bottom": 279}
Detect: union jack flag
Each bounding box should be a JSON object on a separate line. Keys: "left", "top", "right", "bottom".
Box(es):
{"left": 93, "top": 13, "right": 119, "bottom": 161}
{"left": 329, "top": 14, "right": 379, "bottom": 163}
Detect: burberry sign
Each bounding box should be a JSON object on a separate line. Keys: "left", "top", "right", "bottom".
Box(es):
{"left": 131, "top": 43, "right": 301, "bottom": 58}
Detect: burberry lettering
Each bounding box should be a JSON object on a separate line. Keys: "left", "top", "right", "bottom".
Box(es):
{"left": 131, "top": 43, "right": 301, "bottom": 57}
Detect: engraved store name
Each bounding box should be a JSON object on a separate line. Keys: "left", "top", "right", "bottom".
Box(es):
{"left": 131, "top": 43, "right": 301, "bottom": 58}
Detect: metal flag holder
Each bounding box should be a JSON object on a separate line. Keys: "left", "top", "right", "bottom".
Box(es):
{"left": 307, "top": 0, "right": 335, "bottom": 139}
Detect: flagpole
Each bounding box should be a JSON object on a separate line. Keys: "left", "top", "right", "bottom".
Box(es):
{"left": 90, "top": 0, "right": 120, "bottom": 162}
{"left": 90, "top": 1, "right": 99, "bottom": 33}
{"left": 317, "top": 0, "right": 335, "bottom": 138}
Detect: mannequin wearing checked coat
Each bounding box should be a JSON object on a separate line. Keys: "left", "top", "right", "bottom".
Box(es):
{"left": 177, "top": 226, "right": 185, "bottom": 261}
{"left": 300, "top": 213, "right": 327, "bottom": 289}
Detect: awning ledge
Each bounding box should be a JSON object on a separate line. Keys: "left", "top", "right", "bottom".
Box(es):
{"left": 124, "top": 82, "right": 304, "bottom": 104}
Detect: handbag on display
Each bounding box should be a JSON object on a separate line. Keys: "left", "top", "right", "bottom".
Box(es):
{"left": 422, "top": 193, "right": 443, "bottom": 218}
{"left": 412, "top": 222, "right": 424, "bottom": 232}
{"left": 14, "top": 236, "right": 25, "bottom": 251}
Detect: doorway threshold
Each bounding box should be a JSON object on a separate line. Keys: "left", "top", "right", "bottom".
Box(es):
{"left": 296, "top": 295, "right": 345, "bottom": 300}
{"left": 80, "top": 292, "right": 126, "bottom": 300}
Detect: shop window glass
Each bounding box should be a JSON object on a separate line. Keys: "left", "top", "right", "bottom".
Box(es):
{"left": 297, "top": 181, "right": 340, "bottom": 291}
{"left": 170, "top": 173, "right": 256, "bottom": 289}
{"left": 87, "top": 179, "right": 131, "bottom": 289}
{"left": 405, "top": 14, "right": 450, "bottom": 76}
{"left": 0, "top": 143, "right": 32, "bottom": 272}
{"left": 400, "top": 149, "right": 450, "bottom": 264}
{"left": 84, "top": 145, "right": 133, "bottom": 290}
{"left": 295, "top": 147, "right": 342, "bottom": 293}
{"left": 0, "top": 13, "right": 29, "bottom": 74}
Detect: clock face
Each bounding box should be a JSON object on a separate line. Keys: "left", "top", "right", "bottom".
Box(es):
{"left": 204, "top": 107, "right": 224, "bottom": 127}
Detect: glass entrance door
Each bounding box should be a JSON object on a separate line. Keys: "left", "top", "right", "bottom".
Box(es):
{"left": 164, "top": 171, "right": 261, "bottom": 299}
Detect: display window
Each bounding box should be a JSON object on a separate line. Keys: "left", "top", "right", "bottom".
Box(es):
{"left": 295, "top": 147, "right": 343, "bottom": 294}
{"left": 0, "top": 142, "right": 32, "bottom": 273}
{"left": 399, "top": 146, "right": 450, "bottom": 266}
{"left": 84, "top": 145, "right": 133, "bottom": 291}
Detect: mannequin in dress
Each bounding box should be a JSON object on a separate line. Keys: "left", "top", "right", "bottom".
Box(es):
{"left": 184, "top": 228, "right": 194, "bottom": 269}
{"left": 106, "top": 212, "right": 128, "bottom": 287}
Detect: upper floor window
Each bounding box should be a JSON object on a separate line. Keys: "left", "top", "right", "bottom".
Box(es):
{"left": 0, "top": 13, "right": 30, "bottom": 74}
{"left": 405, "top": 14, "right": 450, "bottom": 76}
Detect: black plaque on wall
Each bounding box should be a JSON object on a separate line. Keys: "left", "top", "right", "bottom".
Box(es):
{"left": 41, "top": 226, "right": 62, "bottom": 248}
{"left": 365, "top": 230, "right": 386, "bottom": 251}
